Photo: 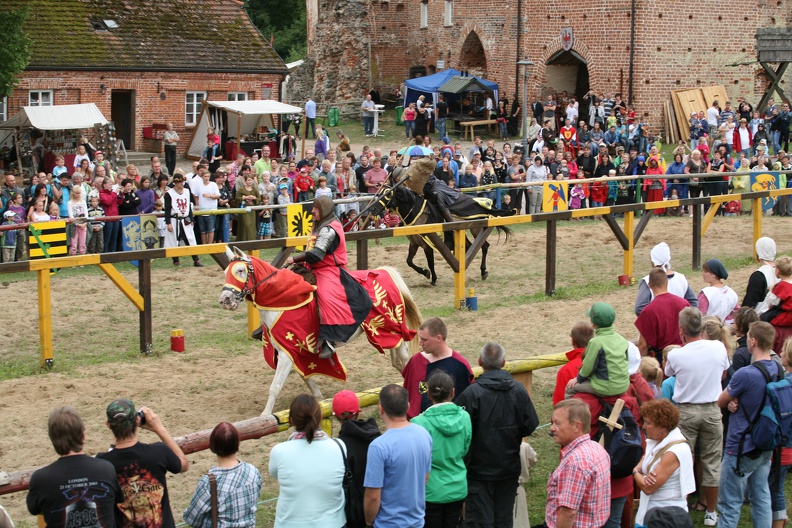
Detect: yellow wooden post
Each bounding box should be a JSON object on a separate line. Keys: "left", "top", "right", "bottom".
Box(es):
{"left": 753, "top": 198, "right": 762, "bottom": 260}
{"left": 247, "top": 250, "right": 260, "bottom": 337}
{"left": 623, "top": 211, "right": 634, "bottom": 278}
{"left": 37, "top": 270, "right": 53, "bottom": 367}
{"left": 454, "top": 228, "right": 466, "bottom": 309}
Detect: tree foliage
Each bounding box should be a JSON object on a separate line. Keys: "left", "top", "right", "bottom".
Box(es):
{"left": 246, "top": 0, "right": 307, "bottom": 63}
{"left": 0, "top": 6, "right": 32, "bottom": 98}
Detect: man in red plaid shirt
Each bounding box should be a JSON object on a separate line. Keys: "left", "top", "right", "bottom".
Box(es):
{"left": 546, "top": 399, "right": 611, "bottom": 528}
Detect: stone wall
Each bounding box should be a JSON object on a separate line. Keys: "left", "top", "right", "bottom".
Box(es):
{"left": 300, "top": 0, "right": 371, "bottom": 113}
{"left": 305, "top": 0, "right": 792, "bottom": 131}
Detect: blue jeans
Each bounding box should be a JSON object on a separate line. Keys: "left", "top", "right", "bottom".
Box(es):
{"left": 363, "top": 115, "right": 374, "bottom": 135}
{"left": 770, "top": 463, "right": 790, "bottom": 521}
{"left": 603, "top": 495, "right": 626, "bottom": 528}
{"left": 772, "top": 130, "right": 781, "bottom": 154}
{"left": 717, "top": 450, "right": 772, "bottom": 528}
{"left": 103, "top": 220, "right": 121, "bottom": 253}
{"left": 405, "top": 120, "right": 415, "bottom": 138}
{"left": 215, "top": 214, "right": 230, "bottom": 243}
{"left": 498, "top": 121, "right": 508, "bottom": 138}
{"left": 435, "top": 117, "right": 447, "bottom": 138}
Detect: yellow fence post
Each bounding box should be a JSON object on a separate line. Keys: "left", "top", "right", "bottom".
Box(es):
{"left": 454, "top": 229, "right": 466, "bottom": 309}
{"left": 623, "top": 211, "right": 635, "bottom": 279}
{"left": 37, "top": 270, "right": 53, "bottom": 367}
{"left": 247, "top": 250, "right": 260, "bottom": 337}
{"left": 753, "top": 198, "right": 762, "bottom": 260}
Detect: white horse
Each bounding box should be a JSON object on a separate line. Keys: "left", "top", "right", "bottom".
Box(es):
{"left": 218, "top": 247, "right": 421, "bottom": 416}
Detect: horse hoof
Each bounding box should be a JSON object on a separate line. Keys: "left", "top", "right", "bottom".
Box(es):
{"left": 422, "top": 269, "right": 431, "bottom": 280}
{"left": 431, "top": 280, "right": 437, "bottom": 287}
{"left": 481, "top": 271, "right": 489, "bottom": 281}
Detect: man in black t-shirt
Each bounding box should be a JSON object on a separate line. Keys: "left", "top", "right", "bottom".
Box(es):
{"left": 98, "top": 400, "right": 189, "bottom": 528}
{"left": 27, "top": 406, "right": 122, "bottom": 528}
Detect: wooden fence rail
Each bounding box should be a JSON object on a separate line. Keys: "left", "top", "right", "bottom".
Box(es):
{"left": 0, "top": 187, "right": 791, "bottom": 366}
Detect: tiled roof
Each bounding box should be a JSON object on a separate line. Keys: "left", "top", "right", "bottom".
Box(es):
{"left": 2, "top": 0, "right": 286, "bottom": 73}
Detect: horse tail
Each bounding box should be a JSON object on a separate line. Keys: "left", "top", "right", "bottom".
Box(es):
{"left": 381, "top": 266, "right": 422, "bottom": 354}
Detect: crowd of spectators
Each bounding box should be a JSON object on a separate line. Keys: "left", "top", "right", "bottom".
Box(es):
{"left": 2, "top": 92, "right": 791, "bottom": 262}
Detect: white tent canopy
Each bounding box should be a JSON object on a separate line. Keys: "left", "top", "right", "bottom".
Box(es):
{"left": 186, "top": 100, "right": 303, "bottom": 159}
{"left": 0, "top": 103, "right": 108, "bottom": 130}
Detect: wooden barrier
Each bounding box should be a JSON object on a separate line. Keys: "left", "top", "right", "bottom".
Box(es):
{"left": 1, "top": 186, "right": 792, "bottom": 366}
{"left": 0, "top": 353, "right": 567, "bottom": 496}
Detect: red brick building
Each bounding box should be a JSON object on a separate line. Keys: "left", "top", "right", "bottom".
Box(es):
{"left": 2, "top": 0, "right": 286, "bottom": 153}
{"left": 305, "top": 0, "right": 791, "bottom": 129}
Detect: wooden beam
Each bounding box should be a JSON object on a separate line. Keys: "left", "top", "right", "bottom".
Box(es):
{"left": 210, "top": 252, "right": 230, "bottom": 270}
{"left": 623, "top": 211, "right": 635, "bottom": 278}
{"left": 753, "top": 198, "right": 763, "bottom": 258}
{"left": 633, "top": 209, "right": 654, "bottom": 246}
{"left": 98, "top": 263, "right": 144, "bottom": 311}
{"left": 356, "top": 239, "right": 368, "bottom": 270}
{"left": 427, "top": 233, "right": 459, "bottom": 273}
{"left": 465, "top": 227, "right": 493, "bottom": 268}
{"left": 545, "top": 220, "right": 557, "bottom": 296}
{"left": 692, "top": 203, "right": 702, "bottom": 270}
{"left": 454, "top": 229, "right": 466, "bottom": 309}
{"left": 138, "top": 259, "right": 153, "bottom": 355}
{"left": 700, "top": 201, "right": 721, "bottom": 236}
{"left": 247, "top": 250, "right": 260, "bottom": 338}
{"left": 603, "top": 213, "right": 629, "bottom": 250}
{"left": 271, "top": 247, "right": 294, "bottom": 268}
{"left": 37, "top": 270, "right": 53, "bottom": 368}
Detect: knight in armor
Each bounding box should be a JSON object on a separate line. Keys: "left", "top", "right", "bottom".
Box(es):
{"left": 286, "top": 196, "right": 373, "bottom": 358}
{"left": 424, "top": 173, "right": 462, "bottom": 223}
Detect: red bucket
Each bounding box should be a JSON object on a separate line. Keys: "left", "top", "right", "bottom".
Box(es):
{"left": 617, "top": 275, "right": 631, "bottom": 287}
{"left": 171, "top": 329, "right": 185, "bottom": 353}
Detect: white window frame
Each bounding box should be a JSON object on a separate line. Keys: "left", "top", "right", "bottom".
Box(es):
{"left": 0, "top": 97, "right": 6, "bottom": 122}
{"left": 420, "top": 1, "right": 428, "bottom": 28}
{"left": 29, "top": 90, "right": 53, "bottom": 107}
{"left": 185, "top": 91, "right": 207, "bottom": 126}
{"left": 228, "top": 92, "right": 248, "bottom": 101}
{"left": 444, "top": 0, "right": 453, "bottom": 26}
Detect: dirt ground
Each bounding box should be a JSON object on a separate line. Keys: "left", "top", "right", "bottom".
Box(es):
{"left": 1, "top": 213, "right": 791, "bottom": 526}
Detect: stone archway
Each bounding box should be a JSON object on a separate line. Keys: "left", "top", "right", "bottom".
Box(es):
{"left": 545, "top": 49, "right": 590, "bottom": 104}
{"left": 458, "top": 32, "right": 487, "bottom": 77}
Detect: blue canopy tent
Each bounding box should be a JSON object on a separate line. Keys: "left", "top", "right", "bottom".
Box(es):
{"left": 403, "top": 69, "right": 498, "bottom": 110}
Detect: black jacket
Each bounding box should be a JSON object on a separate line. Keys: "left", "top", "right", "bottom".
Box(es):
{"left": 338, "top": 418, "right": 381, "bottom": 495}
{"left": 455, "top": 369, "right": 539, "bottom": 481}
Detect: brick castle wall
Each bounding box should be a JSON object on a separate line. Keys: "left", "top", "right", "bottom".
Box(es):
{"left": 306, "top": 0, "right": 792, "bottom": 132}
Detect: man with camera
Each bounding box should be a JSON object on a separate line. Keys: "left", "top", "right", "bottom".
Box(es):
{"left": 98, "top": 399, "right": 189, "bottom": 528}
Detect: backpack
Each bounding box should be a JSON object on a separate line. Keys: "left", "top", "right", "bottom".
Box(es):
{"left": 740, "top": 362, "right": 792, "bottom": 453}
{"left": 332, "top": 439, "right": 366, "bottom": 527}
{"left": 593, "top": 397, "right": 644, "bottom": 479}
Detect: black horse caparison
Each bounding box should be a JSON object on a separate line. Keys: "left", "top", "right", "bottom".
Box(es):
{"left": 369, "top": 177, "right": 513, "bottom": 286}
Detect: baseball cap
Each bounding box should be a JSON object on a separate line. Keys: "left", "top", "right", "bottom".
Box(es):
{"left": 586, "top": 302, "right": 616, "bottom": 328}
{"left": 106, "top": 399, "right": 136, "bottom": 423}
{"left": 332, "top": 390, "right": 361, "bottom": 416}
{"left": 278, "top": 183, "right": 289, "bottom": 190}
{"left": 4, "top": 210, "right": 16, "bottom": 219}
{"left": 95, "top": 150, "right": 103, "bottom": 156}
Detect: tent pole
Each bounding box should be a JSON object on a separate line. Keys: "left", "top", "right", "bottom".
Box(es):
{"left": 236, "top": 112, "right": 242, "bottom": 159}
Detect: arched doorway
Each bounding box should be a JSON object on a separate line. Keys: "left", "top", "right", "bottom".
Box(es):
{"left": 545, "top": 49, "right": 590, "bottom": 118}
{"left": 458, "top": 32, "right": 487, "bottom": 77}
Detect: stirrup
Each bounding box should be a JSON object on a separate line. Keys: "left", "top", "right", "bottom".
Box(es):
{"left": 317, "top": 341, "right": 336, "bottom": 359}
{"left": 251, "top": 326, "right": 263, "bottom": 341}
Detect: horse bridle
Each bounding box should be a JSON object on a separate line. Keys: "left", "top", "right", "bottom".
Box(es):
{"left": 223, "top": 257, "right": 278, "bottom": 303}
